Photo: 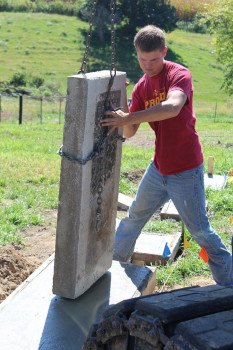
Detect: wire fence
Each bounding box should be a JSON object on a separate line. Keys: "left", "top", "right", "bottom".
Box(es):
{"left": 0, "top": 92, "right": 232, "bottom": 125}
{"left": 0, "top": 93, "right": 66, "bottom": 124}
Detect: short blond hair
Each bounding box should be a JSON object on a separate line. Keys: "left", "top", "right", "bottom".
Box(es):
{"left": 134, "top": 25, "right": 166, "bottom": 52}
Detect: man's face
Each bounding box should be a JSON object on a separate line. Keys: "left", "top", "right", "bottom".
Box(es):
{"left": 137, "top": 47, "right": 167, "bottom": 77}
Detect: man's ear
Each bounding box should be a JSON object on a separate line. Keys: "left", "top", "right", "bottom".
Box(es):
{"left": 163, "top": 47, "right": 168, "bottom": 57}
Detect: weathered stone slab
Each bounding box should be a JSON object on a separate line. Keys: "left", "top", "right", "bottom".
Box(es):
{"left": 131, "top": 232, "right": 181, "bottom": 266}
{"left": 118, "top": 192, "right": 134, "bottom": 210}
{"left": 53, "top": 71, "right": 126, "bottom": 299}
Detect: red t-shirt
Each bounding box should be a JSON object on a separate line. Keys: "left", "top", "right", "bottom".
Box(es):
{"left": 130, "top": 60, "right": 204, "bottom": 175}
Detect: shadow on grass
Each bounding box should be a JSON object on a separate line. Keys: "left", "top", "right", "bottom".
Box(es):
{"left": 80, "top": 29, "right": 187, "bottom": 84}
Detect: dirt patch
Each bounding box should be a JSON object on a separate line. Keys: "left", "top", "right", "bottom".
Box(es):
{"left": 122, "top": 168, "right": 146, "bottom": 184}
{"left": 0, "top": 209, "right": 56, "bottom": 302}
{"left": 0, "top": 246, "right": 37, "bottom": 301}
{"left": 124, "top": 129, "right": 155, "bottom": 149}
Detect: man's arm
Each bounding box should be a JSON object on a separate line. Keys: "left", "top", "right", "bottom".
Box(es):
{"left": 101, "top": 90, "right": 187, "bottom": 135}
{"left": 122, "top": 83, "right": 140, "bottom": 139}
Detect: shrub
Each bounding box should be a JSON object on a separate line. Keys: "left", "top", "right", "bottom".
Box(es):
{"left": 9, "top": 72, "right": 27, "bottom": 87}
{"left": 177, "top": 14, "right": 209, "bottom": 33}
{"left": 170, "top": 0, "right": 215, "bottom": 21}
{"left": 31, "top": 76, "right": 44, "bottom": 88}
{"left": 0, "top": 0, "right": 82, "bottom": 16}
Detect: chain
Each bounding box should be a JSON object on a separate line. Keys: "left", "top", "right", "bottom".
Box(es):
{"left": 77, "top": 0, "right": 98, "bottom": 74}
{"left": 110, "top": 0, "right": 116, "bottom": 78}
{"left": 57, "top": 132, "right": 125, "bottom": 165}
{"left": 68, "top": 0, "right": 122, "bottom": 230}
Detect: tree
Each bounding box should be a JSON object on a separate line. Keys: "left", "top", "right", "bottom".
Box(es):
{"left": 205, "top": 0, "right": 233, "bottom": 95}
{"left": 79, "top": 0, "right": 178, "bottom": 40}
{"left": 117, "top": 0, "right": 177, "bottom": 36}
{"left": 79, "top": 0, "right": 115, "bottom": 41}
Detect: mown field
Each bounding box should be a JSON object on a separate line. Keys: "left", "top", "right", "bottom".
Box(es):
{"left": 0, "top": 12, "right": 232, "bottom": 288}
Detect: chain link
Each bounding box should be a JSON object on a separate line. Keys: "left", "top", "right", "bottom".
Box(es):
{"left": 77, "top": 0, "right": 98, "bottom": 74}
{"left": 57, "top": 132, "right": 125, "bottom": 165}
{"left": 110, "top": 0, "right": 116, "bottom": 77}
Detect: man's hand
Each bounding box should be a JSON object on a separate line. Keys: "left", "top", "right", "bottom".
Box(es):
{"left": 101, "top": 109, "right": 129, "bottom": 136}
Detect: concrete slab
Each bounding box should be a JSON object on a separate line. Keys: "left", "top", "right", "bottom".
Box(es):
{"left": 160, "top": 200, "right": 180, "bottom": 221}
{"left": 131, "top": 232, "right": 181, "bottom": 265}
{"left": 118, "top": 192, "right": 134, "bottom": 211}
{"left": 0, "top": 255, "right": 155, "bottom": 350}
{"left": 204, "top": 173, "right": 227, "bottom": 190}
{"left": 115, "top": 219, "right": 181, "bottom": 265}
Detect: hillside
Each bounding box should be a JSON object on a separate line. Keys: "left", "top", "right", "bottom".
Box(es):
{"left": 0, "top": 11, "right": 231, "bottom": 115}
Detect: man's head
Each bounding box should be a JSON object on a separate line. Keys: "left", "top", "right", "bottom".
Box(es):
{"left": 134, "top": 26, "right": 167, "bottom": 77}
{"left": 134, "top": 25, "right": 166, "bottom": 53}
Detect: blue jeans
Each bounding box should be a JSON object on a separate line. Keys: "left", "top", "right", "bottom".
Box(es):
{"left": 114, "top": 161, "right": 233, "bottom": 286}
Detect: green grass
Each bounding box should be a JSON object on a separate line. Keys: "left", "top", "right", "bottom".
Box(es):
{"left": 0, "top": 94, "right": 66, "bottom": 124}
{"left": 0, "top": 124, "right": 63, "bottom": 244}
{"left": 0, "top": 12, "right": 88, "bottom": 93}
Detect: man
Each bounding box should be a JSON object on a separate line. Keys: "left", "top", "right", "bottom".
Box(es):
{"left": 101, "top": 25, "right": 233, "bottom": 286}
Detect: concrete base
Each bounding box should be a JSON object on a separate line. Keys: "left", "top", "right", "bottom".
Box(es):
{"left": 0, "top": 255, "right": 155, "bottom": 350}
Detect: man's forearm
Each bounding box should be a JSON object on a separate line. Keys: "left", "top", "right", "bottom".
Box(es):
{"left": 123, "top": 123, "right": 140, "bottom": 138}
{"left": 101, "top": 90, "right": 187, "bottom": 134}
{"left": 128, "top": 99, "right": 179, "bottom": 125}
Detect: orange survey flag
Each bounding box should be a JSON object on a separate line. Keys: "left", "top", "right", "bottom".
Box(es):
{"left": 231, "top": 217, "right": 233, "bottom": 223}
{"left": 199, "top": 247, "right": 209, "bottom": 263}
{"left": 184, "top": 234, "right": 190, "bottom": 249}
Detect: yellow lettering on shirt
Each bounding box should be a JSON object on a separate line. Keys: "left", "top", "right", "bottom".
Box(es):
{"left": 160, "top": 91, "right": 165, "bottom": 101}
{"left": 145, "top": 88, "right": 166, "bottom": 109}
{"left": 149, "top": 99, "right": 155, "bottom": 107}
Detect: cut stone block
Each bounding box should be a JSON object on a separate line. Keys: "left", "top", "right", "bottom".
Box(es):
{"left": 118, "top": 192, "right": 134, "bottom": 210}
{"left": 131, "top": 231, "right": 181, "bottom": 266}
{"left": 204, "top": 173, "right": 227, "bottom": 190}
{"left": 160, "top": 200, "right": 180, "bottom": 221}
{"left": 0, "top": 257, "right": 156, "bottom": 350}
{"left": 160, "top": 198, "right": 208, "bottom": 222}
{"left": 53, "top": 71, "right": 126, "bottom": 299}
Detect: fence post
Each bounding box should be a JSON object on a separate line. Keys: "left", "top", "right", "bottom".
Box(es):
{"left": 59, "top": 97, "right": 62, "bottom": 124}
{"left": 19, "top": 94, "right": 23, "bottom": 125}
{"left": 40, "top": 96, "right": 43, "bottom": 124}
{"left": 214, "top": 102, "right": 217, "bottom": 122}
{"left": 0, "top": 94, "right": 1, "bottom": 123}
